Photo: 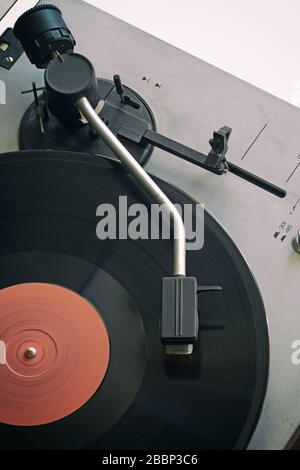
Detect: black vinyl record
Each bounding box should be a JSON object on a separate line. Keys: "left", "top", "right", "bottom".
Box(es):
{"left": 0, "top": 151, "right": 268, "bottom": 449}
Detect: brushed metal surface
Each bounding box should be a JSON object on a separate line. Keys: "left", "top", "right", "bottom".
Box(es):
{"left": 0, "top": 1, "right": 16, "bottom": 20}
{"left": 0, "top": 0, "right": 300, "bottom": 450}
{"left": 0, "top": 1, "right": 37, "bottom": 36}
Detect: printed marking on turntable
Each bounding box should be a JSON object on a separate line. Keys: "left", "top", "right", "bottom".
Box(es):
{"left": 241, "top": 123, "right": 268, "bottom": 161}
{"left": 274, "top": 150, "right": 300, "bottom": 241}
{"left": 290, "top": 198, "right": 300, "bottom": 215}
{"left": 291, "top": 340, "right": 300, "bottom": 365}
{"left": 273, "top": 221, "right": 293, "bottom": 243}
{"left": 96, "top": 196, "right": 204, "bottom": 251}
{"left": 286, "top": 154, "right": 300, "bottom": 184}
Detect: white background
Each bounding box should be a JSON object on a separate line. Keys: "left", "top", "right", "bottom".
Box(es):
{"left": 84, "top": 0, "right": 300, "bottom": 107}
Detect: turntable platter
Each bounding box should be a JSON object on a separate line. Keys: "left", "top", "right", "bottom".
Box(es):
{"left": 0, "top": 151, "right": 268, "bottom": 449}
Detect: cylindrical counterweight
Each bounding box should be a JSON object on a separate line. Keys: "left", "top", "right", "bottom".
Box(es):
{"left": 45, "top": 53, "right": 100, "bottom": 126}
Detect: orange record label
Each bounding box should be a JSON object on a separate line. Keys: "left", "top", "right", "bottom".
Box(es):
{"left": 0, "top": 283, "right": 110, "bottom": 426}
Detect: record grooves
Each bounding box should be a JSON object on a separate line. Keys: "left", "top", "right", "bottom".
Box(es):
{"left": 0, "top": 151, "right": 269, "bottom": 450}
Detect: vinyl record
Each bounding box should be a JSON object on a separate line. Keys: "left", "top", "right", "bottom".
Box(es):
{"left": 0, "top": 151, "right": 268, "bottom": 449}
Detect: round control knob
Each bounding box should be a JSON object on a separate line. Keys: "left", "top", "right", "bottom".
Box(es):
{"left": 292, "top": 230, "right": 300, "bottom": 254}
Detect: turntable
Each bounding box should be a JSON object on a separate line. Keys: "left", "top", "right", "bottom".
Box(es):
{"left": 0, "top": 0, "right": 299, "bottom": 451}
